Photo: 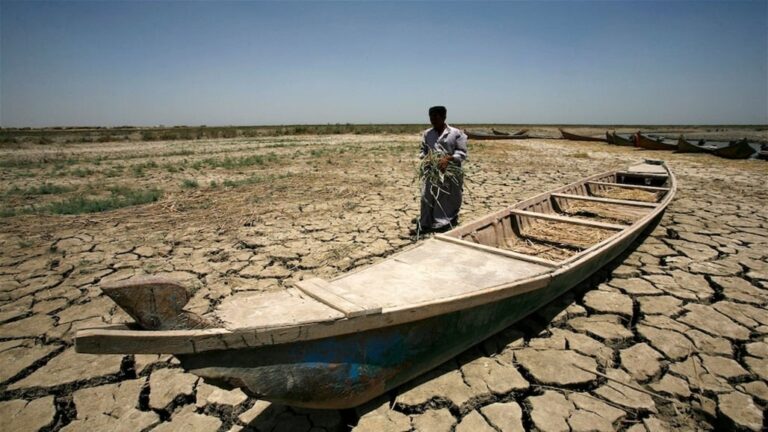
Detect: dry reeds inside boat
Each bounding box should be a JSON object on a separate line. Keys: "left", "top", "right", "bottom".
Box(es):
{"left": 521, "top": 219, "right": 614, "bottom": 249}
{"left": 560, "top": 201, "right": 640, "bottom": 225}
{"left": 590, "top": 187, "right": 659, "bottom": 203}
{"left": 500, "top": 235, "right": 576, "bottom": 261}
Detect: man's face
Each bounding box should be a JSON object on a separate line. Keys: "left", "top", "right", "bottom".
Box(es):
{"left": 429, "top": 112, "right": 446, "bottom": 129}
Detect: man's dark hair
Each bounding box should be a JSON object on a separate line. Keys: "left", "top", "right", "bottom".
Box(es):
{"left": 428, "top": 106, "right": 447, "bottom": 117}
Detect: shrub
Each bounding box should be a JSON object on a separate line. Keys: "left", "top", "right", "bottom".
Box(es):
{"left": 182, "top": 179, "right": 199, "bottom": 189}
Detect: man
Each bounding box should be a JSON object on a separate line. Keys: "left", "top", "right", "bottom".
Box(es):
{"left": 412, "top": 106, "right": 468, "bottom": 235}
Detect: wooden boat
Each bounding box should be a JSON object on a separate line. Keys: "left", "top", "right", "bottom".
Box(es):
{"left": 75, "top": 161, "right": 676, "bottom": 409}
{"left": 712, "top": 139, "right": 756, "bottom": 159}
{"left": 465, "top": 130, "right": 530, "bottom": 140}
{"left": 635, "top": 133, "right": 677, "bottom": 151}
{"left": 606, "top": 132, "right": 635, "bottom": 147}
{"left": 611, "top": 132, "right": 635, "bottom": 147}
{"left": 491, "top": 128, "right": 530, "bottom": 136}
{"left": 559, "top": 128, "right": 608, "bottom": 142}
{"left": 676, "top": 136, "right": 716, "bottom": 153}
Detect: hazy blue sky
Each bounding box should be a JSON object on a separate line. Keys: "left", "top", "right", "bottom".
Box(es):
{"left": 1, "top": 1, "right": 766, "bottom": 127}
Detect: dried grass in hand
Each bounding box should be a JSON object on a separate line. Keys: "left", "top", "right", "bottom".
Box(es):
{"left": 416, "top": 151, "right": 465, "bottom": 191}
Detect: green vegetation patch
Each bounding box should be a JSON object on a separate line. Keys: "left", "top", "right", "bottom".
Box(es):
{"left": 46, "top": 187, "right": 162, "bottom": 215}
{"left": 181, "top": 179, "right": 199, "bottom": 189}
{"left": 4, "top": 183, "right": 73, "bottom": 196}
{"left": 0, "top": 156, "right": 78, "bottom": 169}
{"left": 131, "top": 161, "right": 159, "bottom": 177}
{"left": 192, "top": 152, "right": 279, "bottom": 170}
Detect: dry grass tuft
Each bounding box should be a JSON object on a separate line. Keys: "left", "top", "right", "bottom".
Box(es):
{"left": 522, "top": 219, "right": 615, "bottom": 249}
{"left": 591, "top": 187, "right": 659, "bottom": 202}
{"left": 561, "top": 201, "right": 641, "bottom": 224}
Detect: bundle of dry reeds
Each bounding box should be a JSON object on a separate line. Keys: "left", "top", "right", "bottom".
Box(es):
{"left": 522, "top": 219, "right": 614, "bottom": 249}
{"left": 416, "top": 152, "right": 464, "bottom": 191}
{"left": 591, "top": 187, "right": 659, "bottom": 203}
{"left": 561, "top": 202, "right": 639, "bottom": 225}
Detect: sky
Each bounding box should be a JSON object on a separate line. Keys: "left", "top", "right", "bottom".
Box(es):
{"left": 1, "top": 1, "right": 766, "bottom": 127}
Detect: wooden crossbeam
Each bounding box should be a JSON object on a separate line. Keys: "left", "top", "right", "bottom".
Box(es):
{"left": 509, "top": 209, "right": 628, "bottom": 231}
{"left": 586, "top": 181, "right": 669, "bottom": 192}
{"left": 551, "top": 193, "right": 658, "bottom": 208}
{"left": 296, "top": 278, "right": 381, "bottom": 318}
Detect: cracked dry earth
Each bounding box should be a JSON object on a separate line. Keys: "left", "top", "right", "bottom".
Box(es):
{"left": 1, "top": 132, "right": 767, "bottom": 431}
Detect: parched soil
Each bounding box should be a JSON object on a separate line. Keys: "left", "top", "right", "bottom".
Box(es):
{"left": 1, "top": 129, "right": 767, "bottom": 431}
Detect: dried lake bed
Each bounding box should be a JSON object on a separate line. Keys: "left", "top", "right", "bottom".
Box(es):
{"left": 1, "top": 129, "right": 767, "bottom": 431}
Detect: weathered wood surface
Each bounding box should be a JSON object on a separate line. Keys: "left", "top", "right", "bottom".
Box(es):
{"left": 295, "top": 278, "right": 381, "bottom": 318}
{"left": 550, "top": 192, "right": 658, "bottom": 208}
{"left": 101, "top": 276, "right": 213, "bottom": 330}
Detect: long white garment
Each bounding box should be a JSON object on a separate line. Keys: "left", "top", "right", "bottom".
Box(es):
{"left": 418, "top": 125, "right": 468, "bottom": 229}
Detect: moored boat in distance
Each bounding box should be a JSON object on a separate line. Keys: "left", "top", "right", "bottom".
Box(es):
{"left": 676, "top": 135, "right": 716, "bottom": 153}
{"left": 465, "top": 130, "right": 530, "bottom": 140}
{"left": 75, "top": 161, "right": 676, "bottom": 409}
{"left": 712, "top": 139, "right": 757, "bottom": 159}
{"left": 610, "top": 132, "right": 635, "bottom": 147}
{"left": 635, "top": 132, "right": 677, "bottom": 151}
{"left": 559, "top": 128, "right": 608, "bottom": 142}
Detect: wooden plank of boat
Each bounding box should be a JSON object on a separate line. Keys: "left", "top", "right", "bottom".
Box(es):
{"left": 605, "top": 131, "right": 614, "bottom": 144}
{"left": 712, "top": 139, "right": 757, "bottom": 159}
{"left": 295, "top": 278, "right": 382, "bottom": 318}
{"left": 550, "top": 192, "right": 658, "bottom": 208}
{"left": 559, "top": 128, "right": 608, "bottom": 142}
{"left": 465, "top": 130, "right": 530, "bottom": 140}
{"left": 586, "top": 181, "right": 669, "bottom": 192}
{"left": 508, "top": 209, "right": 628, "bottom": 230}
{"left": 74, "top": 161, "right": 676, "bottom": 409}
{"left": 635, "top": 133, "right": 677, "bottom": 151}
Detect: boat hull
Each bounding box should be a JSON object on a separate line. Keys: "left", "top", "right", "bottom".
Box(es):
{"left": 713, "top": 140, "right": 756, "bottom": 159}
{"left": 466, "top": 131, "right": 529, "bottom": 140}
{"left": 559, "top": 129, "right": 607, "bottom": 142}
{"left": 676, "top": 136, "right": 712, "bottom": 153}
{"left": 611, "top": 133, "right": 635, "bottom": 147}
{"left": 635, "top": 133, "right": 677, "bottom": 151}
{"left": 176, "top": 220, "right": 653, "bottom": 409}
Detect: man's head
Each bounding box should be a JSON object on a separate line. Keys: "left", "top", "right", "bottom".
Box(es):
{"left": 428, "top": 106, "right": 447, "bottom": 129}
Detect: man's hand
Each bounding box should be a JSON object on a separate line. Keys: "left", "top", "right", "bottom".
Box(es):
{"left": 438, "top": 155, "right": 453, "bottom": 173}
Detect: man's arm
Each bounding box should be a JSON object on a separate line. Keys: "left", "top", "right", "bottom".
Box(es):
{"left": 452, "top": 129, "right": 468, "bottom": 163}
{"left": 418, "top": 132, "right": 429, "bottom": 159}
